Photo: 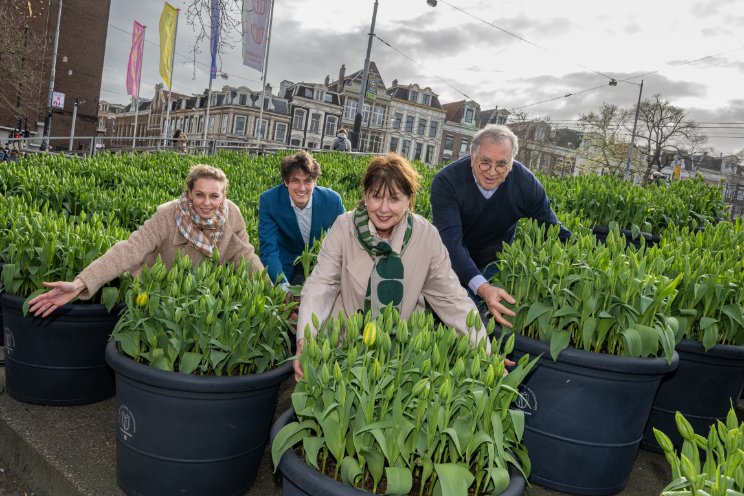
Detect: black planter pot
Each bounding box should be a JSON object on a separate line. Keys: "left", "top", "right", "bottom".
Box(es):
{"left": 591, "top": 225, "right": 660, "bottom": 250}
{"left": 106, "top": 340, "right": 292, "bottom": 496}
{"left": 0, "top": 262, "right": 5, "bottom": 347}
{"left": 2, "top": 293, "right": 121, "bottom": 405}
{"left": 642, "top": 339, "right": 744, "bottom": 452}
{"left": 270, "top": 409, "right": 526, "bottom": 496}
{"left": 511, "top": 333, "right": 678, "bottom": 495}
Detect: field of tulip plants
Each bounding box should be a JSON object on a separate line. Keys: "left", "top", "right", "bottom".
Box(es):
{"left": 0, "top": 150, "right": 741, "bottom": 494}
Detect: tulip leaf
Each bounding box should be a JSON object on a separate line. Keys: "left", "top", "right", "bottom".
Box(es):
{"left": 340, "top": 456, "right": 363, "bottom": 487}
{"left": 486, "top": 466, "right": 510, "bottom": 494}
{"left": 178, "top": 352, "right": 202, "bottom": 374}
{"left": 383, "top": 466, "right": 412, "bottom": 495}
{"left": 432, "top": 463, "right": 474, "bottom": 496}
{"left": 360, "top": 446, "right": 385, "bottom": 490}
{"left": 270, "top": 420, "right": 316, "bottom": 470}
{"left": 302, "top": 436, "right": 325, "bottom": 471}
{"left": 549, "top": 329, "right": 570, "bottom": 361}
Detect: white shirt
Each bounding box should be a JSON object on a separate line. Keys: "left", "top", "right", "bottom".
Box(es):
{"left": 290, "top": 194, "right": 313, "bottom": 246}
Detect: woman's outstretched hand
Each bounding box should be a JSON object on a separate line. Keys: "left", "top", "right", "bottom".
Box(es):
{"left": 27, "top": 279, "right": 86, "bottom": 318}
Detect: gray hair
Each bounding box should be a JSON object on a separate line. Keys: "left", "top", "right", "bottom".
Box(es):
{"left": 471, "top": 124, "right": 519, "bottom": 160}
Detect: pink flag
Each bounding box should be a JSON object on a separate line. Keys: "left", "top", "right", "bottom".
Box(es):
{"left": 126, "top": 21, "right": 146, "bottom": 97}
{"left": 242, "top": 0, "right": 271, "bottom": 72}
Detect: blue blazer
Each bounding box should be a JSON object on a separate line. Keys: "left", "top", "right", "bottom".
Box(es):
{"left": 258, "top": 184, "right": 345, "bottom": 284}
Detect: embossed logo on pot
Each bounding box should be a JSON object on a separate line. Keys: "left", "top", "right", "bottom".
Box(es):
{"left": 4, "top": 328, "right": 14, "bottom": 356}
{"left": 118, "top": 405, "right": 136, "bottom": 441}
{"left": 515, "top": 385, "right": 537, "bottom": 415}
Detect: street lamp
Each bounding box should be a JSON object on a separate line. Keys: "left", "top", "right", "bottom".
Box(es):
{"left": 624, "top": 80, "right": 644, "bottom": 180}
{"left": 352, "top": 0, "right": 379, "bottom": 152}
{"left": 40, "top": 0, "right": 64, "bottom": 151}
{"left": 69, "top": 97, "right": 86, "bottom": 151}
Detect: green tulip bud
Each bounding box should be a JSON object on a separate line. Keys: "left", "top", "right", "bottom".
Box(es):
{"left": 439, "top": 378, "right": 452, "bottom": 402}
{"left": 675, "top": 411, "right": 696, "bottom": 441}
{"left": 421, "top": 358, "right": 431, "bottom": 376}
{"left": 470, "top": 355, "right": 481, "bottom": 378}
{"left": 412, "top": 378, "right": 429, "bottom": 397}
{"left": 456, "top": 336, "right": 470, "bottom": 356}
{"left": 333, "top": 362, "right": 343, "bottom": 382}
{"left": 371, "top": 358, "right": 382, "bottom": 381}
{"left": 397, "top": 321, "right": 409, "bottom": 344}
{"left": 484, "top": 364, "right": 496, "bottom": 388}
{"left": 432, "top": 344, "right": 442, "bottom": 369}
{"left": 452, "top": 358, "right": 465, "bottom": 380}
{"left": 206, "top": 310, "right": 215, "bottom": 325}
{"left": 321, "top": 340, "right": 331, "bottom": 361}
{"left": 347, "top": 345, "right": 358, "bottom": 366}
{"left": 320, "top": 363, "right": 330, "bottom": 384}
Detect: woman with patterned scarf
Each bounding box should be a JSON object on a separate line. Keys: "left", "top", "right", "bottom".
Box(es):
{"left": 28, "top": 164, "right": 263, "bottom": 317}
{"left": 293, "top": 154, "right": 490, "bottom": 381}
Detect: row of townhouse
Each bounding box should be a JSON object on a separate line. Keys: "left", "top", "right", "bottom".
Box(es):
{"left": 98, "top": 62, "right": 512, "bottom": 166}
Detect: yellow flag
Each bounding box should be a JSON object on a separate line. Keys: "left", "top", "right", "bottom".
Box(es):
{"left": 159, "top": 2, "right": 179, "bottom": 88}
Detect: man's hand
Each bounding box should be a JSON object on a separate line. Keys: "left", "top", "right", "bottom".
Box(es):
{"left": 27, "top": 279, "right": 86, "bottom": 318}
{"left": 477, "top": 283, "right": 515, "bottom": 329}
{"left": 293, "top": 339, "right": 304, "bottom": 382}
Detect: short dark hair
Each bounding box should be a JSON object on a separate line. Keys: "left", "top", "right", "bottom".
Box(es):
{"left": 358, "top": 153, "right": 420, "bottom": 211}
{"left": 280, "top": 151, "right": 321, "bottom": 183}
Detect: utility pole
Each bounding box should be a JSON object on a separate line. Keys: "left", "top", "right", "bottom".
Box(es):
{"left": 68, "top": 97, "right": 79, "bottom": 151}
{"left": 624, "top": 80, "right": 644, "bottom": 180}
{"left": 352, "top": 0, "right": 378, "bottom": 152}
{"left": 40, "top": 0, "right": 64, "bottom": 151}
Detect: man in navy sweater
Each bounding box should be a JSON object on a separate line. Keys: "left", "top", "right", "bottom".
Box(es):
{"left": 431, "top": 124, "right": 571, "bottom": 328}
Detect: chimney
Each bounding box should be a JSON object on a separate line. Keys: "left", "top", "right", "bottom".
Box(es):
{"left": 265, "top": 83, "right": 273, "bottom": 96}
{"left": 324, "top": 75, "right": 330, "bottom": 87}
{"left": 337, "top": 64, "right": 346, "bottom": 93}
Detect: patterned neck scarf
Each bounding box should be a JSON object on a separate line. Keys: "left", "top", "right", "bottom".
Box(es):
{"left": 175, "top": 193, "right": 227, "bottom": 257}
{"left": 354, "top": 206, "right": 413, "bottom": 317}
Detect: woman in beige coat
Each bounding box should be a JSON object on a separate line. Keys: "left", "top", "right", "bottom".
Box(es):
{"left": 293, "top": 154, "right": 489, "bottom": 381}
{"left": 28, "top": 164, "right": 263, "bottom": 317}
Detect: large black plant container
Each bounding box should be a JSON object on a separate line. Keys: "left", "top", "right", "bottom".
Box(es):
{"left": 511, "top": 333, "right": 678, "bottom": 495}
{"left": 2, "top": 293, "right": 120, "bottom": 405}
{"left": 106, "top": 340, "right": 292, "bottom": 496}
{"left": 642, "top": 339, "right": 744, "bottom": 452}
{"left": 270, "top": 409, "right": 526, "bottom": 496}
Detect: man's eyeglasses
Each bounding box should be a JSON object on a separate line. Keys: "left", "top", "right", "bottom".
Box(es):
{"left": 477, "top": 161, "right": 511, "bottom": 173}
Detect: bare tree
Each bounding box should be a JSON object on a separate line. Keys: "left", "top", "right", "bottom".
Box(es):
{"left": 635, "top": 93, "right": 708, "bottom": 180}
{"left": 508, "top": 111, "right": 553, "bottom": 171}
{"left": 0, "top": 2, "right": 46, "bottom": 126}
{"left": 185, "top": 0, "right": 243, "bottom": 70}
{"left": 576, "top": 103, "right": 631, "bottom": 176}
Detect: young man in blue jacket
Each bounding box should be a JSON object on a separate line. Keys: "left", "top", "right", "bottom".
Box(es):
{"left": 259, "top": 151, "right": 345, "bottom": 289}
{"left": 431, "top": 124, "right": 571, "bottom": 328}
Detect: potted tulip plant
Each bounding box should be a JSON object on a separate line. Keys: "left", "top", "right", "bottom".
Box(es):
{"left": 642, "top": 221, "right": 744, "bottom": 452}
{"left": 0, "top": 207, "right": 127, "bottom": 405}
{"left": 105, "top": 252, "right": 294, "bottom": 496}
{"left": 653, "top": 406, "right": 744, "bottom": 494}
{"left": 494, "top": 220, "right": 680, "bottom": 495}
{"left": 271, "top": 307, "right": 537, "bottom": 496}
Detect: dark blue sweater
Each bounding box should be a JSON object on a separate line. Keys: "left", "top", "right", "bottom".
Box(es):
{"left": 431, "top": 156, "right": 571, "bottom": 286}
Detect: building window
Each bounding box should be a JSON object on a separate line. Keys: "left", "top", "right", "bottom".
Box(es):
{"left": 369, "top": 135, "right": 381, "bottom": 153}
{"left": 429, "top": 121, "right": 439, "bottom": 138}
{"left": 459, "top": 138, "right": 469, "bottom": 156}
{"left": 409, "top": 90, "right": 418, "bottom": 103}
{"left": 404, "top": 115, "right": 414, "bottom": 132}
{"left": 362, "top": 104, "right": 370, "bottom": 124}
{"left": 465, "top": 108, "right": 474, "bottom": 123}
{"left": 389, "top": 136, "right": 399, "bottom": 153}
{"left": 444, "top": 134, "right": 454, "bottom": 151}
{"left": 372, "top": 106, "right": 384, "bottom": 126}
{"left": 414, "top": 142, "right": 423, "bottom": 161}
{"left": 310, "top": 113, "right": 321, "bottom": 133}
{"left": 197, "top": 116, "right": 204, "bottom": 134}
{"left": 208, "top": 116, "right": 215, "bottom": 133}
{"left": 324, "top": 92, "right": 334, "bottom": 103}
{"left": 239, "top": 94, "right": 247, "bottom": 106}
{"left": 401, "top": 139, "right": 411, "bottom": 157}
{"left": 325, "top": 116, "right": 338, "bottom": 136}
{"left": 255, "top": 118, "right": 267, "bottom": 139}
{"left": 290, "top": 138, "right": 302, "bottom": 147}
{"left": 292, "top": 109, "right": 306, "bottom": 130}
{"left": 344, "top": 100, "right": 357, "bottom": 120}
{"left": 233, "top": 115, "right": 247, "bottom": 135}
{"left": 417, "top": 118, "right": 426, "bottom": 135}
{"left": 422, "top": 94, "right": 431, "bottom": 106}
{"left": 425, "top": 144, "right": 435, "bottom": 164}
{"left": 221, "top": 115, "right": 229, "bottom": 134}
{"left": 275, "top": 122, "right": 287, "bottom": 142}
{"left": 393, "top": 112, "right": 403, "bottom": 130}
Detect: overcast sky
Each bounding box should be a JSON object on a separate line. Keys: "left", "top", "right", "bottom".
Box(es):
{"left": 100, "top": 0, "right": 744, "bottom": 154}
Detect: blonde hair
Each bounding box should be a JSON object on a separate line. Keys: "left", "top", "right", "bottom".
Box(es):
{"left": 183, "top": 164, "right": 229, "bottom": 195}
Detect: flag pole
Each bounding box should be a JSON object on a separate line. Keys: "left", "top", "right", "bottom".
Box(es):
{"left": 162, "top": 10, "right": 179, "bottom": 147}
{"left": 132, "top": 26, "right": 144, "bottom": 150}
{"left": 203, "top": 0, "right": 219, "bottom": 150}
{"left": 256, "top": 0, "right": 275, "bottom": 147}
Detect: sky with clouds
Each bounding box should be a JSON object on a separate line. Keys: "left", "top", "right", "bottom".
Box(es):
{"left": 100, "top": 0, "right": 744, "bottom": 154}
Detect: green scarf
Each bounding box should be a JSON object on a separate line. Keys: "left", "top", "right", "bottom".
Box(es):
{"left": 354, "top": 206, "right": 413, "bottom": 316}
